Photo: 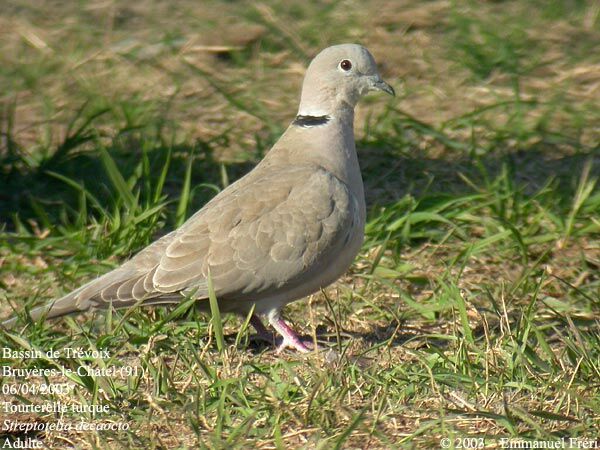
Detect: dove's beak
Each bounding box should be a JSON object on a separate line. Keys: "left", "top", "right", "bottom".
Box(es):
{"left": 369, "top": 76, "right": 395, "bottom": 96}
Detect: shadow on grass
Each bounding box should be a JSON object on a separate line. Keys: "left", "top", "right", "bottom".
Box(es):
{"left": 360, "top": 139, "right": 600, "bottom": 210}
{"left": 0, "top": 133, "right": 257, "bottom": 233}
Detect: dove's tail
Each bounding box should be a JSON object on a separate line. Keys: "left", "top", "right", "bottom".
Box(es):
{"left": 1, "top": 266, "right": 187, "bottom": 330}
{"left": 1, "top": 261, "right": 156, "bottom": 330}
{"left": 1, "top": 284, "right": 90, "bottom": 330}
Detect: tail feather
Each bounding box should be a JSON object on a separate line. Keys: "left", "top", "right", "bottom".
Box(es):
{"left": 1, "top": 284, "right": 89, "bottom": 329}
{"left": 1, "top": 268, "right": 189, "bottom": 330}
{"left": 1, "top": 268, "right": 137, "bottom": 329}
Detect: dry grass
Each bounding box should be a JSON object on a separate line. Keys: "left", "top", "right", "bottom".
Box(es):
{"left": 1, "top": 1, "right": 599, "bottom": 449}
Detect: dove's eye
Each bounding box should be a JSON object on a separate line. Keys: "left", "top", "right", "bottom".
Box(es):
{"left": 339, "top": 59, "right": 352, "bottom": 71}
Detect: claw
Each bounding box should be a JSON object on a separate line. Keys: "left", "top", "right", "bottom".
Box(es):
{"left": 249, "top": 312, "right": 315, "bottom": 353}
{"left": 276, "top": 336, "right": 311, "bottom": 354}
{"left": 269, "top": 312, "right": 313, "bottom": 353}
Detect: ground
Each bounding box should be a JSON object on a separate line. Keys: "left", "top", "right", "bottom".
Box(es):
{"left": 0, "top": 0, "right": 599, "bottom": 449}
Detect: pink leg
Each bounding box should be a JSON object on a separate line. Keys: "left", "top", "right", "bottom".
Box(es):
{"left": 250, "top": 314, "right": 274, "bottom": 343}
{"left": 268, "top": 312, "right": 311, "bottom": 353}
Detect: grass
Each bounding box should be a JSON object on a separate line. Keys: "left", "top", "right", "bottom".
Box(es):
{"left": 1, "top": 0, "right": 599, "bottom": 448}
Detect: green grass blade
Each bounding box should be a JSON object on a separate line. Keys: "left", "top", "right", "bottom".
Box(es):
{"left": 207, "top": 270, "right": 225, "bottom": 353}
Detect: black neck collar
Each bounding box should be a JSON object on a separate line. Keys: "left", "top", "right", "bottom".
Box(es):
{"left": 292, "top": 114, "right": 331, "bottom": 128}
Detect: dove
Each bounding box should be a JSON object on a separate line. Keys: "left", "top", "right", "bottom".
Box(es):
{"left": 2, "top": 44, "right": 394, "bottom": 352}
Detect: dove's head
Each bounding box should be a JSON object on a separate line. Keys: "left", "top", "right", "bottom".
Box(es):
{"left": 298, "top": 44, "right": 394, "bottom": 117}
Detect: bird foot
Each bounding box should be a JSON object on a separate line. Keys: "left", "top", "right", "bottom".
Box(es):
{"left": 248, "top": 328, "right": 314, "bottom": 353}
{"left": 269, "top": 313, "right": 316, "bottom": 354}
{"left": 276, "top": 335, "right": 313, "bottom": 354}
{"left": 249, "top": 313, "right": 341, "bottom": 361}
{"left": 249, "top": 312, "right": 318, "bottom": 354}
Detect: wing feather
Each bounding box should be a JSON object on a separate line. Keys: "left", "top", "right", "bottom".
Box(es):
{"left": 60, "top": 163, "right": 357, "bottom": 312}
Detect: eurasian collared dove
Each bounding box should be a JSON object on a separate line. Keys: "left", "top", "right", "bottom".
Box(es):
{"left": 2, "top": 44, "right": 394, "bottom": 352}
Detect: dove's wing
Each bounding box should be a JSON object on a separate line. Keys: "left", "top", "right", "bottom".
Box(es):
{"left": 154, "top": 163, "right": 358, "bottom": 305}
